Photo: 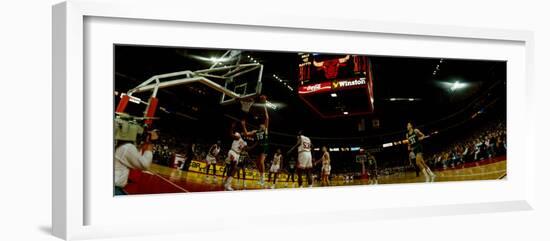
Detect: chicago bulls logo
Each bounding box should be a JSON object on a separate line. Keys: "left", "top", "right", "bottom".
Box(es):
{"left": 313, "top": 55, "right": 350, "bottom": 80}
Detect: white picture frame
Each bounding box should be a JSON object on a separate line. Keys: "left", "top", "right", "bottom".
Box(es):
{"left": 52, "top": 0, "right": 535, "bottom": 240}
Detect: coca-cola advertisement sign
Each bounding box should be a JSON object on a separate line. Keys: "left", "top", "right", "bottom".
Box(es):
{"left": 298, "top": 82, "right": 332, "bottom": 94}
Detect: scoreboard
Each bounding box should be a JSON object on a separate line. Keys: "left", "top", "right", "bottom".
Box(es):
{"left": 297, "top": 53, "right": 375, "bottom": 118}
{"left": 298, "top": 53, "right": 369, "bottom": 84}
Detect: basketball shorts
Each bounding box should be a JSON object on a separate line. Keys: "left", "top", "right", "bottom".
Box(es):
{"left": 297, "top": 152, "right": 312, "bottom": 169}
{"left": 322, "top": 164, "right": 331, "bottom": 175}
{"left": 206, "top": 155, "right": 216, "bottom": 165}
{"left": 227, "top": 150, "right": 241, "bottom": 163}
{"left": 270, "top": 164, "right": 280, "bottom": 173}
{"left": 253, "top": 143, "right": 269, "bottom": 155}
{"left": 412, "top": 145, "right": 423, "bottom": 155}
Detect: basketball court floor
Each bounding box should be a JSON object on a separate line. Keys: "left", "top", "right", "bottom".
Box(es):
{"left": 122, "top": 157, "right": 506, "bottom": 195}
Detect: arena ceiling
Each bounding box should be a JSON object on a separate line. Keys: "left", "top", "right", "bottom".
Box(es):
{"left": 114, "top": 45, "right": 506, "bottom": 145}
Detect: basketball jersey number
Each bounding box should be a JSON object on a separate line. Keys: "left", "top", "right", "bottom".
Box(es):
{"left": 256, "top": 131, "right": 266, "bottom": 141}
{"left": 408, "top": 135, "right": 416, "bottom": 145}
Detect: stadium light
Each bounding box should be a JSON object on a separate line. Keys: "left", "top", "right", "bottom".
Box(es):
{"left": 450, "top": 80, "right": 466, "bottom": 91}
{"left": 209, "top": 56, "right": 231, "bottom": 63}
{"left": 331, "top": 93, "right": 338, "bottom": 97}
{"left": 343, "top": 111, "right": 349, "bottom": 115}
{"left": 438, "top": 80, "right": 468, "bottom": 91}
{"left": 382, "top": 142, "right": 394, "bottom": 148}
{"left": 265, "top": 101, "right": 278, "bottom": 110}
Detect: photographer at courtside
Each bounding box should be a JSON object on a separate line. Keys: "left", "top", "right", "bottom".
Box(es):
{"left": 114, "top": 128, "right": 160, "bottom": 195}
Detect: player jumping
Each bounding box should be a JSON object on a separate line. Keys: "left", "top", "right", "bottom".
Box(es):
{"left": 405, "top": 122, "right": 436, "bottom": 182}
{"left": 241, "top": 95, "right": 269, "bottom": 187}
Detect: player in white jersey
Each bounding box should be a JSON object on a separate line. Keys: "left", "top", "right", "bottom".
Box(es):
{"left": 319, "top": 146, "right": 331, "bottom": 186}
{"left": 223, "top": 131, "right": 247, "bottom": 191}
{"left": 268, "top": 148, "right": 283, "bottom": 189}
{"left": 204, "top": 141, "right": 221, "bottom": 183}
{"left": 288, "top": 130, "right": 313, "bottom": 188}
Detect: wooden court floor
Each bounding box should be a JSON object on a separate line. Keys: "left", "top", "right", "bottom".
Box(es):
{"left": 124, "top": 158, "right": 506, "bottom": 195}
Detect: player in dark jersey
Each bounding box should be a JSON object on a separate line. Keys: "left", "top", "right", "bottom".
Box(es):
{"left": 285, "top": 157, "right": 296, "bottom": 187}
{"left": 409, "top": 150, "right": 420, "bottom": 177}
{"left": 366, "top": 151, "right": 378, "bottom": 184}
{"left": 242, "top": 101, "right": 269, "bottom": 187}
{"left": 406, "top": 122, "right": 435, "bottom": 182}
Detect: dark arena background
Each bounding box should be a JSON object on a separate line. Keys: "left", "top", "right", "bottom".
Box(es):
{"left": 113, "top": 45, "right": 506, "bottom": 195}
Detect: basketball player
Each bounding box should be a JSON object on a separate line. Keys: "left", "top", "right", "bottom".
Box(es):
{"left": 236, "top": 149, "right": 249, "bottom": 188}
{"left": 405, "top": 122, "right": 436, "bottom": 182}
{"left": 366, "top": 151, "right": 378, "bottom": 184}
{"left": 268, "top": 148, "right": 283, "bottom": 189}
{"left": 204, "top": 141, "right": 221, "bottom": 183}
{"left": 242, "top": 97, "right": 269, "bottom": 186}
{"left": 288, "top": 130, "right": 313, "bottom": 188}
{"left": 239, "top": 96, "right": 255, "bottom": 129}
{"left": 285, "top": 157, "right": 296, "bottom": 187}
{"left": 221, "top": 156, "right": 231, "bottom": 179}
{"left": 223, "top": 131, "right": 248, "bottom": 191}
{"left": 319, "top": 146, "right": 331, "bottom": 186}
{"left": 409, "top": 150, "right": 420, "bottom": 177}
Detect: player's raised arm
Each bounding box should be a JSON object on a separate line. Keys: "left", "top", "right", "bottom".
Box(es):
{"left": 415, "top": 128, "right": 426, "bottom": 140}
{"left": 242, "top": 128, "right": 256, "bottom": 137}
{"left": 263, "top": 100, "right": 269, "bottom": 131}
{"left": 287, "top": 136, "right": 301, "bottom": 155}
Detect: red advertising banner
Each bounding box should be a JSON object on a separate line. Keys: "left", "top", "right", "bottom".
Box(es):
{"left": 298, "top": 81, "right": 332, "bottom": 94}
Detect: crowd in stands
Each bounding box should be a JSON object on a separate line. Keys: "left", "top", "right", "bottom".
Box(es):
{"left": 425, "top": 121, "right": 506, "bottom": 170}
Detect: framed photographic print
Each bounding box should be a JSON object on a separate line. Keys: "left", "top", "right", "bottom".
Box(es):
{"left": 53, "top": 0, "right": 535, "bottom": 240}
